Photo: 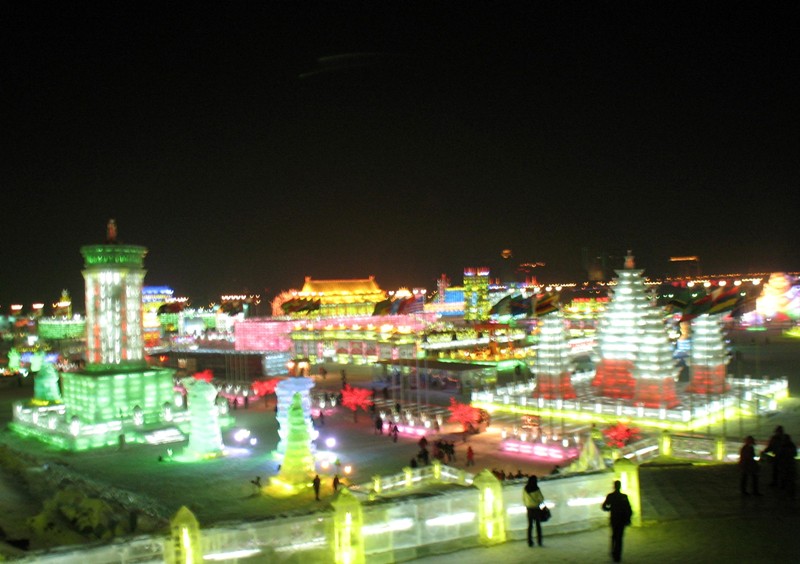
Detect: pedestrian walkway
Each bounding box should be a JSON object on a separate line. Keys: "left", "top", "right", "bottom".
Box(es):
{"left": 414, "top": 462, "right": 799, "bottom": 563}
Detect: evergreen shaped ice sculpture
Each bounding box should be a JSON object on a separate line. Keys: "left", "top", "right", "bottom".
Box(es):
{"left": 276, "top": 392, "right": 315, "bottom": 485}
{"left": 183, "top": 378, "right": 224, "bottom": 458}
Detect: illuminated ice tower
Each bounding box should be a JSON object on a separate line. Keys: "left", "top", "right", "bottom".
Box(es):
{"left": 592, "top": 252, "right": 679, "bottom": 407}
{"left": 60, "top": 221, "right": 175, "bottom": 427}
{"left": 82, "top": 219, "right": 146, "bottom": 369}
{"left": 685, "top": 314, "right": 730, "bottom": 395}
{"left": 630, "top": 293, "right": 680, "bottom": 408}
{"left": 591, "top": 253, "right": 646, "bottom": 399}
{"left": 533, "top": 311, "right": 577, "bottom": 399}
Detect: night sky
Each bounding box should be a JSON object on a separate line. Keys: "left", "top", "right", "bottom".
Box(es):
{"left": 3, "top": 3, "right": 798, "bottom": 309}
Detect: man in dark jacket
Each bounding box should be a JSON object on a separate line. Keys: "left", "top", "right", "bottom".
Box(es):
{"left": 602, "top": 480, "right": 632, "bottom": 562}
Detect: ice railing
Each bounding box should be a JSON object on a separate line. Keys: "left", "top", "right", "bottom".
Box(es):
{"left": 351, "top": 459, "right": 474, "bottom": 497}
{"left": 21, "top": 469, "right": 613, "bottom": 564}
{"left": 618, "top": 433, "right": 753, "bottom": 464}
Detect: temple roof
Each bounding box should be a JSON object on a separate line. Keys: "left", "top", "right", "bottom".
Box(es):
{"left": 300, "top": 276, "right": 384, "bottom": 296}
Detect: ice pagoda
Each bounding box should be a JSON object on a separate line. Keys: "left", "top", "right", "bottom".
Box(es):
{"left": 592, "top": 252, "right": 680, "bottom": 407}
{"left": 685, "top": 314, "right": 730, "bottom": 394}
{"left": 533, "top": 310, "right": 577, "bottom": 399}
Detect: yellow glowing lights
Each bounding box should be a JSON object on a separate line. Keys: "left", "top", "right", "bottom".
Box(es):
{"left": 181, "top": 527, "right": 193, "bottom": 564}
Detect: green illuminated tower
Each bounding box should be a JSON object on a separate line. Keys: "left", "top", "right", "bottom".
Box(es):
{"left": 60, "top": 221, "right": 174, "bottom": 426}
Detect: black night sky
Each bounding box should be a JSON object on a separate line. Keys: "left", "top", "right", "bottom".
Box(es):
{"left": 2, "top": 3, "right": 798, "bottom": 309}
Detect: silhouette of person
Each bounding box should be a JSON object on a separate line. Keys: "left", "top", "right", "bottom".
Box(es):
{"left": 776, "top": 433, "right": 797, "bottom": 497}
{"left": 762, "top": 425, "right": 785, "bottom": 486}
{"left": 333, "top": 474, "right": 340, "bottom": 492}
{"left": 739, "top": 436, "right": 761, "bottom": 495}
{"left": 602, "top": 480, "right": 632, "bottom": 562}
{"left": 466, "top": 446, "right": 475, "bottom": 466}
{"left": 312, "top": 474, "right": 321, "bottom": 501}
{"left": 523, "top": 475, "right": 545, "bottom": 547}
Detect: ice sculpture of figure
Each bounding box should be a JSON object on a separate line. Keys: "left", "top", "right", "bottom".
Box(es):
{"left": 183, "top": 378, "right": 224, "bottom": 458}
{"left": 34, "top": 362, "right": 62, "bottom": 403}
{"left": 276, "top": 393, "right": 315, "bottom": 485}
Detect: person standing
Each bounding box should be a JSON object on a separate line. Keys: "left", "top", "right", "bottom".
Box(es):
{"left": 776, "top": 433, "right": 797, "bottom": 497}
{"left": 522, "top": 475, "right": 545, "bottom": 547}
{"left": 762, "top": 425, "right": 785, "bottom": 486}
{"left": 602, "top": 480, "right": 633, "bottom": 562}
{"left": 333, "top": 474, "right": 340, "bottom": 492}
{"left": 312, "top": 474, "right": 321, "bottom": 501}
{"left": 466, "top": 446, "right": 475, "bottom": 467}
{"left": 739, "top": 436, "right": 761, "bottom": 495}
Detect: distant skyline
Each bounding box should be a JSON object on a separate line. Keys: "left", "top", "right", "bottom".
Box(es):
{"left": 3, "top": 4, "right": 798, "bottom": 308}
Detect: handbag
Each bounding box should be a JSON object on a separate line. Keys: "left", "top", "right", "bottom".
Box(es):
{"left": 537, "top": 505, "right": 551, "bottom": 522}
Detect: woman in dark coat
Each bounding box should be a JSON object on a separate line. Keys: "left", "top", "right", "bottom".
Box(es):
{"left": 522, "top": 475, "right": 545, "bottom": 547}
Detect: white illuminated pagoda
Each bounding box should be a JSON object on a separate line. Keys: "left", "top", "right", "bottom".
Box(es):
{"left": 592, "top": 252, "right": 647, "bottom": 399}
{"left": 685, "top": 314, "right": 730, "bottom": 394}
{"left": 631, "top": 299, "right": 680, "bottom": 408}
{"left": 592, "top": 252, "right": 679, "bottom": 406}
{"left": 533, "top": 311, "right": 576, "bottom": 399}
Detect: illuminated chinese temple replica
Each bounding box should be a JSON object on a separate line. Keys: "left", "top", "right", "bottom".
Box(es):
{"left": 11, "top": 221, "right": 184, "bottom": 450}
{"left": 472, "top": 253, "right": 788, "bottom": 433}
{"left": 276, "top": 276, "right": 386, "bottom": 318}
{"left": 533, "top": 310, "right": 576, "bottom": 400}
{"left": 685, "top": 314, "right": 730, "bottom": 394}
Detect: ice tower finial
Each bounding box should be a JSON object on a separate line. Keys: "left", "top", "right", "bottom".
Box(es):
{"left": 106, "top": 219, "right": 118, "bottom": 243}
{"left": 624, "top": 250, "right": 635, "bottom": 269}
